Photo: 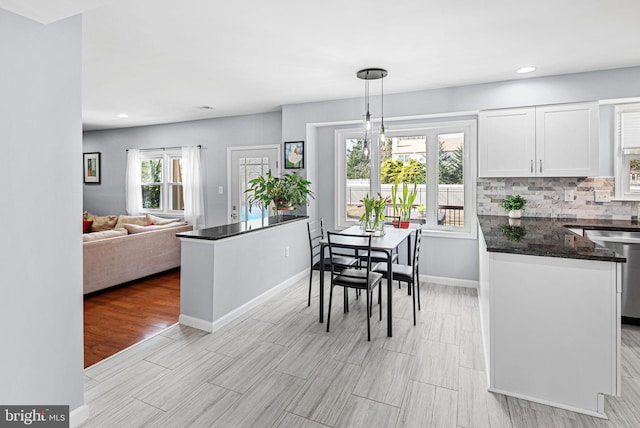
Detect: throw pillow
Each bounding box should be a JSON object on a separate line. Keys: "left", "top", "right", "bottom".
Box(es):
{"left": 85, "top": 212, "right": 118, "bottom": 232}
{"left": 123, "top": 222, "right": 188, "bottom": 234}
{"left": 146, "top": 214, "right": 183, "bottom": 225}
{"left": 115, "top": 215, "right": 149, "bottom": 230}
{"left": 82, "top": 220, "right": 93, "bottom": 233}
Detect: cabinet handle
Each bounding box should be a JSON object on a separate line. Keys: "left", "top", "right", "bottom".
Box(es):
{"left": 539, "top": 160, "right": 542, "bottom": 173}
{"left": 530, "top": 160, "right": 533, "bottom": 173}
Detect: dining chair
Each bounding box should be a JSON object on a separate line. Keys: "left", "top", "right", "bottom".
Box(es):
{"left": 326, "top": 232, "right": 383, "bottom": 341}
{"left": 307, "top": 219, "right": 358, "bottom": 306}
{"left": 373, "top": 227, "right": 422, "bottom": 325}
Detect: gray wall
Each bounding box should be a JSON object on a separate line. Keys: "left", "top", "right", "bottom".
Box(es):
{"left": 0, "top": 9, "right": 84, "bottom": 412}
{"left": 84, "top": 67, "right": 640, "bottom": 282}
{"left": 83, "top": 111, "right": 282, "bottom": 226}
{"left": 282, "top": 67, "right": 640, "bottom": 282}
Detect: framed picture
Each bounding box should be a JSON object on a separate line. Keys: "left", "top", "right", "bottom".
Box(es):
{"left": 284, "top": 141, "right": 304, "bottom": 169}
{"left": 83, "top": 152, "right": 101, "bottom": 184}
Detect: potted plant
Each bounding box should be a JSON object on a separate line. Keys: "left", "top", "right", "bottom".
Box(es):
{"left": 417, "top": 204, "right": 426, "bottom": 217}
{"left": 391, "top": 176, "right": 418, "bottom": 228}
{"left": 501, "top": 194, "right": 527, "bottom": 219}
{"left": 246, "top": 171, "right": 314, "bottom": 214}
{"left": 360, "top": 193, "right": 389, "bottom": 236}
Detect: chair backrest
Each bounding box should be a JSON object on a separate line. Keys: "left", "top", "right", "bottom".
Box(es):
{"left": 307, "top": 218, "right": 324, "bottom": 265}
{"left": 412, "top": 227, "right": 422, "bottom": 273}
{"left": 327, "top": 232, "right": 372, "bottom": 277}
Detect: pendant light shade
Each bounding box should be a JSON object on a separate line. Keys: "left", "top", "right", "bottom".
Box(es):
{"left": 357, "top": 68, "right": 388, "bottom": 154}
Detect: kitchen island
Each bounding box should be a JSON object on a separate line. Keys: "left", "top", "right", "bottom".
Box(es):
{"left": 477, "top": 215, "right": 625, "bottom": 418}
{"left": 177, "top": 215, "right": 308, "bottom": 332}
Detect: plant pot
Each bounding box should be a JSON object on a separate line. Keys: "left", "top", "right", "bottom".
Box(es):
{"left": 508, "top": 218, "right": 521, "bottom": 226}
{"left": 508, "top": 209, "right": 522, "bottom": 219}
{"left": 399, "top": 221, "right": 410, "bottom": 229}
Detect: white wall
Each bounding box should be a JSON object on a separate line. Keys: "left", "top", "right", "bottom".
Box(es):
{"left": 83, "top": 111, "right": 282, "bottom": 226}
{"left": 282, "top": 67, "right": 640, "bottom": 281}
{"left": 0, "top": 8, "right": 84, "bottom": 412}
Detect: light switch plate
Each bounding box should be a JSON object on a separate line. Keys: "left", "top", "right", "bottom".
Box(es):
{"left": 594, "top": 190, "right": 611, "bottom": 202}
{"left": 564, "top": 190, "right": 575, "bottom": 202}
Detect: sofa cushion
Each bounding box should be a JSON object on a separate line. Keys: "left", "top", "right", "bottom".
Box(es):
{"left": 85, "top": 212, "right": 118, "bottom": 232}
{"left": 82, "top": 228, "right": 128, "bottom": 242}
{"left": 115, "top": 215, "right": 149, "bottom": 230}
{"left": 123, "top": 222, "right": 188, "bottom": 234}
{"left": 83, "top": 220, "right": 93, "bottom": 233}
{"left": 147, "top": 214, "right": 183, "bottom": 225}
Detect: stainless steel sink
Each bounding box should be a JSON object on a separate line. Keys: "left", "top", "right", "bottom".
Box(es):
{"left": 585, "top": 229, "right": 640, "bottom": 322}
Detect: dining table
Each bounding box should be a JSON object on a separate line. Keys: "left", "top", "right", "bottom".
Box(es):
{"left": 318, "top": 225, "right": 414, "bottom": 337}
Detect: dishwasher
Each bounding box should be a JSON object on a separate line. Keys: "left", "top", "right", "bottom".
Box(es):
{"left": 585, "top": 229, "right": 640, "bottom": 324}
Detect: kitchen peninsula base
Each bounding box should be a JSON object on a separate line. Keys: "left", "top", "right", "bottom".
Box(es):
{"left": 478, "top": 217, "right": 622, "bottom": 418}
{"left": 177, "top": 216, "right": 308, "bottom": 332}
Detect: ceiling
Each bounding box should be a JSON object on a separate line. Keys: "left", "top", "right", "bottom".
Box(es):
{"left": 3, "top": 0, "right": 640, "bottom": 131}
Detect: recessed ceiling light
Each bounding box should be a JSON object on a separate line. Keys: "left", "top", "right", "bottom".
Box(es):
{"left": 116, "top": 113, "right": 129, "bottom": 118}
{"left": 516, "top": 66, "right": 536, "bottom": 74}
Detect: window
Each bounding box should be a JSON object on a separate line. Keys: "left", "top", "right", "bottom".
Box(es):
{"left": 615, "top": 104, "right": 640, "bottom": 200}
{"left": 140, "top": 149, "right": 184, "bottom": 214}
{"left": 336, "top": 119, "right": 477, "bottom": 237}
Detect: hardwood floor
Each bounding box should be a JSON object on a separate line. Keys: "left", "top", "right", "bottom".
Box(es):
{"left": 83, "top": 269, "right": 180, "bottom": 368}
{"left": 81, "top": 275, "right": 640, "bottom": 427}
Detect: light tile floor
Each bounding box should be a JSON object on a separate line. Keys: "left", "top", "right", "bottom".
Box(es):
{"left": 81, "top": 275, "right": 640, "bottom": 427}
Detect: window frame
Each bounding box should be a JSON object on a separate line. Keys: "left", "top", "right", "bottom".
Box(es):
{"left": 139, "top": 149, "right": 184, "bottom": 215}
{"left": 614, "top": 103, "right": 640, "bottom": 201}
{"left": 335, "top": 119, "right": 477, "bottom": 238}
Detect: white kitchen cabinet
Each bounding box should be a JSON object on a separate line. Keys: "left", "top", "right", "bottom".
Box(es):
{"left": 478, "top": 102, "right": 599, "bottom": 177}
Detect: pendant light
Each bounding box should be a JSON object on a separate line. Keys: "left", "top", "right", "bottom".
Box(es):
{"left": 356, "top": 68, "right": 388, "bottom": 156}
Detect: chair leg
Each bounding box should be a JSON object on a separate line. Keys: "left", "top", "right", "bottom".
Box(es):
{"left": 379, "top": 284, "right": 382, "bottom": 321}
{"left": 344, "top": 288, "right": 349, "bottom": 313}
{"left": 412, "top": 280, "right": 417, "bottom": 326}
{"left": 307, "top": 270, "right": 313, "bottom": 307}
{"left": 327, "top": 285, "right": 334, "bottom": 333}
{"left": 366, "top": 288, "right": 371, "bottom": 341}
{"left": 416, "top": 274, "right": 421, "bottom": 311}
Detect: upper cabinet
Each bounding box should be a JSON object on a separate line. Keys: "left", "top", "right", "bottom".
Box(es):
{"left": 478, "top": 102, "right": 599, "bottom": 177}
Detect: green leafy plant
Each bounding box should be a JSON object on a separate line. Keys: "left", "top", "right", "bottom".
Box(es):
{"left": 391, "top": 176, "right": 418, "bottom": 221}
{"left": 360, "top": 194, "right": 390, "bottom": 231}
{"left": 246, "top": 171, "right": 314, "bottom": 212}
{"left": 417, "top": 204, "right": 426, "bottom": 216}
{"left": 501, "top": 194, "right": 527, "bottom": 212}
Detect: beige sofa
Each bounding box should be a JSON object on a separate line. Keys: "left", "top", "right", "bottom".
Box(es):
{"left": 82, "top": 213, "right": 192, "bottom": 294}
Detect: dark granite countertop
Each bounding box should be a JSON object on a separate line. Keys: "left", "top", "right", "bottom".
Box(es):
{"left": 477, "top": 215, "right": 628, "bottom": 263}
{"left": 177, "top": 215, "right": 308, "bottom": 241}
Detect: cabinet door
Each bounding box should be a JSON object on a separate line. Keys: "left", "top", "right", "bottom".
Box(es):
{"left": 535, "top": 103, "right": 599, "bottom": 177}
{"left": 479, "top": 108, "right": 536, "bottom": 177}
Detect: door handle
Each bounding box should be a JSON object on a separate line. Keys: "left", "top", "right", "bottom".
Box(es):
{"left": 530, "top": 160, "right": 533, "bottom": 173}
{"left": 539, "top": 160, "right": 542, "bottom": 173}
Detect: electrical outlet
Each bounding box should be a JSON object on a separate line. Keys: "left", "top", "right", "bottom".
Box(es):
{"left": 594, "top": 190, "right": 611, "bottom": 202}
{"left": 564, "top": 235, "right": 575, "bottom": 247}
{"left": 284, "top": 246, "right": 290, "bottom": 257}
{"left": 564, "top": 190, "right": 575, "bottom": 202}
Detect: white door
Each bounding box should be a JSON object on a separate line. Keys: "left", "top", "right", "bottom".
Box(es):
{"left": 228, "top": 145, "right": 280, "bottom": 223}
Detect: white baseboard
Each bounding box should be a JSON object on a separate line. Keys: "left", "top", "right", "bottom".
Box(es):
{"left": 70, "top": 404, "right": 90, "bottom": 428}
{"left": 420, "top": 274, "right": 478, "bottom": 288}
{"left": 488, "top": 387, "right": 607, "bottom": 419}
{"left": 180, "top": 269, "right": 308, "bottom": 333}
{"left": 178, "top": 314, "right": 214, "bottom": 333}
